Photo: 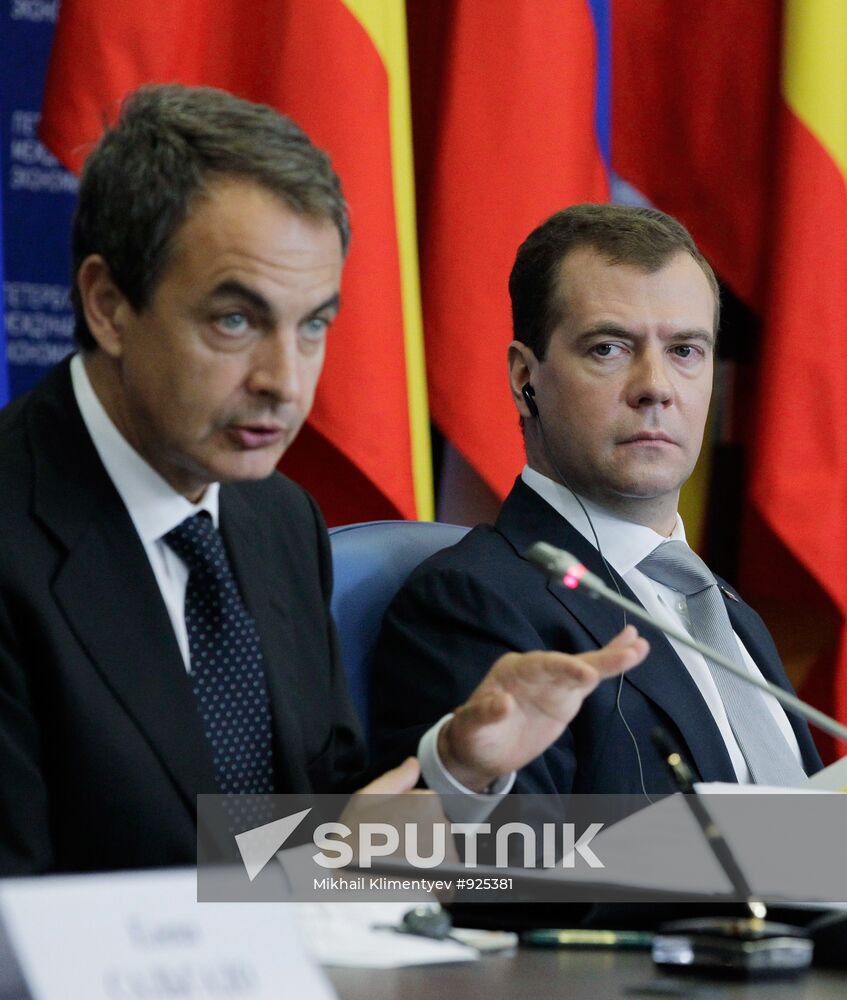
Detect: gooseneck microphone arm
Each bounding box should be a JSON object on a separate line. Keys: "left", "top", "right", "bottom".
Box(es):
{"left": 526, "top": 541, "right": 847, "bottom": 748}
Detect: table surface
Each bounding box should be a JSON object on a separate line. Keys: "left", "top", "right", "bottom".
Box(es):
{"left": 329, "top": 946, "right": 847, "bottom": 1000}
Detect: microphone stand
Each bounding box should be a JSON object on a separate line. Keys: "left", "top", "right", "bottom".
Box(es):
{"left": 650, "top": 729, "right": 812, "bottom": 976}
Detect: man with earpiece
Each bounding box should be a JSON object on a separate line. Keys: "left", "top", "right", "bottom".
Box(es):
{"left": 373, "top": 202, "right": 822, "bottom": 797}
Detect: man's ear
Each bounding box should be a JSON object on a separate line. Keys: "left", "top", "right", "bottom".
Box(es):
{"left": 76, "top": 255, "right": 134, "bottom": 358}
{"left": 508, "top": 340, "right": 539, "bottom": 420}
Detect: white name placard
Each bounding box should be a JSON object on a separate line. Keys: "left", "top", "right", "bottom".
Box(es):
{"left": 0, "top": 867, "right": 336, "bottom": 1000}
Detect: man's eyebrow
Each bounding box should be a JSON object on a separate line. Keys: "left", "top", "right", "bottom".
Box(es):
{"left": 667, "top": 329, "right": 716, "bottom": 346}
{"left": 206, "top": 284, "right": 341, "bottom": 319}
{"left": 307, "top": 292, "right": 341, "bottom": 316}
{"left": 578, "top": 323, "right": 632, "bottom": 340}
{"left": 206, "top": 280, "right": 272, "bottom": 315}
{"left": 577, "top": 324, "right": 715, "bottom": 346}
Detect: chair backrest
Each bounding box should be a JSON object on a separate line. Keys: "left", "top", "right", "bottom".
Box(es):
{"left": 329, "top": 520, "right": 469, "bottom": 741}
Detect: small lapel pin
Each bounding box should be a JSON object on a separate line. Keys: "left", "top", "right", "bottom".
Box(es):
{"left": 720, "top": 585, "right": 739, "bottom": 602}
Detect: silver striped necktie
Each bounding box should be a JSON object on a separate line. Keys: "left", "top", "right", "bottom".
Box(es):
{"left": 637, "top": 540, "right": 806, "bottom": 787}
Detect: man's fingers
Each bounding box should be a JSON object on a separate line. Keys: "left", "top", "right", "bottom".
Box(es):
{"left": 516, "top": 651, "right": 600, "bottom": 687}
{"left": 453, "top": 690, "right": 512, "bottom": 730}
{"left": 357, "top": 756, "right": 420, "bottom": 794}
{"left": 488, "top": 629, "right": 649, "bottom": 692}
{"left": 579, "top": 628, "right": 649, "bottom": 677}
{"left": 607, "top": 624, "right": 640, "bottom": 647}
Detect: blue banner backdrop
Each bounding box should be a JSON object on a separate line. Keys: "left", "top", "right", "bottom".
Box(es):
{"left": 1, "top": 0, "right": 76, "bottom": 400}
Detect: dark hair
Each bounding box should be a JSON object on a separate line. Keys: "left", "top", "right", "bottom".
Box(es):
{"left": 71, "top": 83, "right": 349, "bottom": 349}
{"left": 508, "top": 203, "right": 720, "bottom": 359}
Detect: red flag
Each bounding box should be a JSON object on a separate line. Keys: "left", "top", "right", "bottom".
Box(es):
{"left": 410, "top": 0, "right": 608, "bottom": 504}
{"left": 612, "top": 3, "right": 781, "bottom": 310}
{"left": 41, "top": 0, "right": 432, "bottom": 525}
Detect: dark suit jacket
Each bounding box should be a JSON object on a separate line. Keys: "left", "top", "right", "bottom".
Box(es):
{"left": 373, "top": 478, "right": 822, "bottom": 795}
{"left": 0, "top": 359, "right": 364, "bottom": 874}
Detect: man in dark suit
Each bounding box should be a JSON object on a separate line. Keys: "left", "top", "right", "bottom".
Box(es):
{"left": 374, "top": 203, "right": 822, "bottom": 797}
{"left": 0, "top": 88, "right": 648, "bottom": 874}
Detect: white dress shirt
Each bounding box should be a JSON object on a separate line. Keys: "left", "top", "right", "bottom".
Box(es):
{"left": 71, "top": 354, "right": 492, "bottom": 803}
{"left": 522, "top": 465, "right": 803, "bottom": 783}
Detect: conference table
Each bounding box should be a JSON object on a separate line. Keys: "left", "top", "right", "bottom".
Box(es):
{"left": 329, "top": 946, "right": 847, "bottom": 999}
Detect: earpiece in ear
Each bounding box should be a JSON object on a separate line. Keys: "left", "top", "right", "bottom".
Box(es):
{"left": 521, "top": 383, "right": 539, "bottom": 418}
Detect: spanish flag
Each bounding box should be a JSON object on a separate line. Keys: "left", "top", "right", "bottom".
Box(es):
{"left": 40, "top": 0, "right": 432, "bottom": 525}
{"left": 749, "top": 0, "right": 847, "bottom": 739}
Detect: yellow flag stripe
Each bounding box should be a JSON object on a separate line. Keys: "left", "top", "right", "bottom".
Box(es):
{"left": 782, "top": 0, "right": 847, "bottom": 178}
{"left": 340, "top": 0, "right": 434, "bottom": 519}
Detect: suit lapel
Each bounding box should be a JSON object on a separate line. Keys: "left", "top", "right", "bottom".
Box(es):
{"left": 219, "top": 487, "right": 306, "bottom": 790}
{"left": 495, "top": 479, "right": 738, "bottom": 782}
{"left": 29, "top": 361, "right": 218, "bottom": 807}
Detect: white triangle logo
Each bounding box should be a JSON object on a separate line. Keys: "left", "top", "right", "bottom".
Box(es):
{"left": 234, "top": 808, "right": 312, "bottom": 881}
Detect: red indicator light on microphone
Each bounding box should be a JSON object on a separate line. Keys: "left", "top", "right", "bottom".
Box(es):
{"left": 562, "top": 562, "right": 587, "bottom": 590}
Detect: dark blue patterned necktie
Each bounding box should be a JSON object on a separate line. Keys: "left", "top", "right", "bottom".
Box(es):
{"left": 164, "top": 512, "right": 274, "bottom": 795}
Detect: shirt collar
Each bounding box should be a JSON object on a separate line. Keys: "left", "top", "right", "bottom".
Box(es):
{"left": 521, "top": 465, "right": 686, "bottom": 576}
{"left": 70, "top": 353, "right": 220, "bottom": 542}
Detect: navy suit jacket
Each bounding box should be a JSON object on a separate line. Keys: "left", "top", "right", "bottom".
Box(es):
{"left": 0, "top": 359, "right": 364, "bottom": 874}
{"left": 373, "top": 479, "right": 822, "bottom": 795}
